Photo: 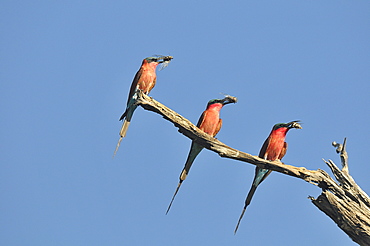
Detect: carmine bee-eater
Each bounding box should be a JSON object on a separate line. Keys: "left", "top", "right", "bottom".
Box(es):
{"left": 166, "top": 95, "right": 238, "bottom": 214}
{"left": 113, "top": 55, "right": 173, "bottom": 157}
{"left": 234, "top": 120, "right": 302, "bottom": 233}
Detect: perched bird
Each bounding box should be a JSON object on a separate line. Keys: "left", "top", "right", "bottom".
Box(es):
{"left": 113, "top": 55, "right": 173, "bottom": 157}
{"left": 166, "top": 95, "right": 237, "bottom": 214}
{"left": 234, "top": 120, "right": 302, "bottom": 233}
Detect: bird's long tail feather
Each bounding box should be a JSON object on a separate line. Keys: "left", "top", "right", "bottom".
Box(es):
{"left": 234, "top": 168, "right": 271, "bottom": 233}
{"left": 120, "top": 120, "right": 131, "bottom": 138}
{"left": 112, "top": 102, "right": 137, "bottom": 158}
{"left": 234, "top": 185, "right": 257, "bottom": 234}
{"left": 182, "top": 143, "right": 204, "bottom": 177}
{"left": 166, "top": 181, "right": 183, "bottom": 214}
{"left": 166, "top": 143, "right": 204, "bottom": 214}
{"left": 113, "top": 120, "right": 130, "bottom": 157}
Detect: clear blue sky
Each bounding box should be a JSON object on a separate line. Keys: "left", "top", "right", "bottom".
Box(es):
{"left": 1, "top": 1, "right": 369, "bottom": 245}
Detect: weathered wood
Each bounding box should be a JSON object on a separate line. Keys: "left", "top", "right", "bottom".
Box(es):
{"left": 135, "top": 91, "right": 370, "bottom": 245}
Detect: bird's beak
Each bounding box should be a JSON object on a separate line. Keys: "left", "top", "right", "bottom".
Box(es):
{"left": 156, "top": 55, "right": 174, "bottom": 63}
{"left": 288, "top": 121, "right": 302, "bottom": 129}
{"left": 155, "top": 55, "right": 173, "bottom": 70}
{"left": 221, "top": 95, "right": 238, "bottom": 105}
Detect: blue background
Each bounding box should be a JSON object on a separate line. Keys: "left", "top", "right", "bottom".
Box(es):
{"left": 1, "top": 1, "right": 369, "bottom": 245}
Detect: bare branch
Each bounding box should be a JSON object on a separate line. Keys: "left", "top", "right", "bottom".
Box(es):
{"left": 136, "top": 92, "right": 338, "bottom": 190}
{"left": 332, "top": 138, "right": 349, "bottom": 175}
{"left": 135, "top": 91, "right": 370, "bottom": 245}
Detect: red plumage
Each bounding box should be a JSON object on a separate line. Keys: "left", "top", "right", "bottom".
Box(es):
{"left": 196, "top": 102, "right": 223, "bottom": 137}
{"left": 234, "top": 121, "right": 301, "bottom": 233}
{"left": 166, "top": 96, "right": 237, "bottom": 214}
{"left": 113, "top": 56, "right": 173, "bottom": 157}
{"left": 124, "top": 59, "right": 159, "bottom": 106}
{"left": 259, "top": 126, "right": 290, "bottom": 161}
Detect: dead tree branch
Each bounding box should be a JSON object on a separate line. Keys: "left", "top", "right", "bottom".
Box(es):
{"left": 135, "top": 91, "right": 370, "bottom": 245}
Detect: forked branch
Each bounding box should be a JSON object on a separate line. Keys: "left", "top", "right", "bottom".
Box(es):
{"left": 135, "top": 91, "right": 370, "bottom": 245}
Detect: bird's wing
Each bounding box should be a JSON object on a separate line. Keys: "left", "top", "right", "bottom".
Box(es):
{"left": 126, "top": 68, "right": 142, "bottom": 105}
{"left": 147, "top": 77, "right": 156, "bottom": 94}
{"left": 213, "top": 118, "right": 222, "bottom": 137}
{"left": 258, "top": 137, "right": 270, "bottom": 159}
{"left": 278, "top": 142, "right": 288, "bottom": 160}
{"left": 196, "top": 110, "right": 207, "bottom": 128}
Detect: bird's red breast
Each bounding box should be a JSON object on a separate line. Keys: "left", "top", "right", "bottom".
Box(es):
{"left": 262, "top": 127, "right": 289, "bottom": 161}
{"left": 126, "top": 59, "right": 159, "bottom": 104}
{"left": 137, "top": 59, "right": 159, "bottom": 93}
{"left": 197, "top": 103, "right": 223, "bottom": 137}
